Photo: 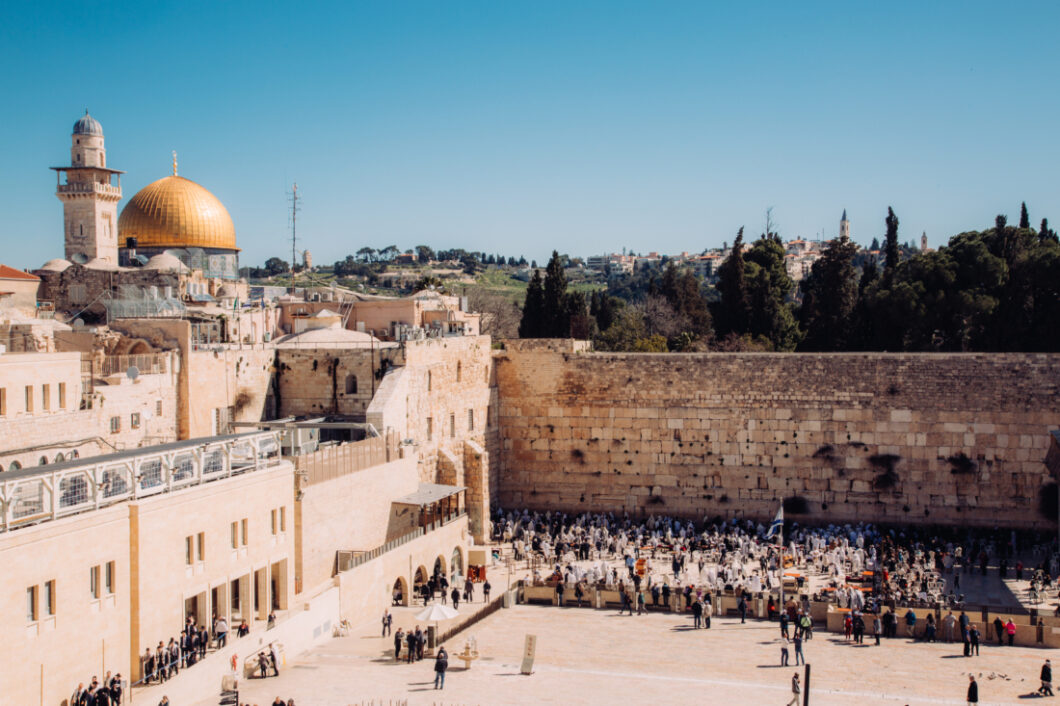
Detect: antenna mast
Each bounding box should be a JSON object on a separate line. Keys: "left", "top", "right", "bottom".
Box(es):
{"left": 288, "top": 182, "right": 300, "bottom": 278}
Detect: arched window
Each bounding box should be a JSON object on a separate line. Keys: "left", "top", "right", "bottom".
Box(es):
{"left": 9, "top": 461, "right": 21, "bottom": 471}
{"left": 39, "top": 456, "right": 49, "bottom": 466}
{"left": 345, "top": 374, "right": 357, "bottom": 395}
{"left": 54, "top": 452, "right": 65, "bottom": 463}
{"left": 70, "top": 450, "right": 79, "bottom": 459}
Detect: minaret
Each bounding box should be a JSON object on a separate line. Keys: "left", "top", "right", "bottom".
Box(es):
{"left": 52, "top": 111, "right": 124, "bottom": 263}
{"left": 921, "top": 232, "right": 928, "bottom": 251}
{"left": 840, "top": 209, "right": 850, "bottom": 240}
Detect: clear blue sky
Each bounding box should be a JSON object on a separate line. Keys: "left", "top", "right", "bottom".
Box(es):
{"left": 2, "top": 1, "right": 1058, "bottom": 269}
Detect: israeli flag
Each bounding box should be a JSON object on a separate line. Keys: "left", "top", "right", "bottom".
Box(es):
{"left": 766, "top": 506, "right": 783, "bottom": 540}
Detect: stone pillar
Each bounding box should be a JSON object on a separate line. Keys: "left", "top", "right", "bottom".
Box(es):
{"left": 463, "top": 440, "right": 490, "bottom": 544}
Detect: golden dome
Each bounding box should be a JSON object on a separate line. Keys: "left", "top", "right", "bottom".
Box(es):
{"left": 119, "top": 175, "right": 238, "bottom": 251}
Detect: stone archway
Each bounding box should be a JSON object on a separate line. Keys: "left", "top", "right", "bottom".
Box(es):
{"left": 392, "top": 576, "right": 409, "bottom": 607}
{"left": 451, "top": 546, "right": 464, "bottom": 581}
{"left": 433, "top": 554, "right": 447, "bottom": 581}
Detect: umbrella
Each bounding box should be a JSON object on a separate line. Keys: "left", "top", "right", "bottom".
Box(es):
{"left": 415, "top": 603, "right": 459, "bottom": 622}
{"left": 414, "top": 603, "right": 459, "bottom": 650}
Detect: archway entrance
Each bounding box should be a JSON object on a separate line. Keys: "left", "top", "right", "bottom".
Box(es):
{"left": 451, "top": 546, "right": 464, "bottom": 582}
{"left": 392, "top": 577, "right": 409, "bottom": 607}
{"left": 433, "top": 555, "right": 447, "bottom": 582}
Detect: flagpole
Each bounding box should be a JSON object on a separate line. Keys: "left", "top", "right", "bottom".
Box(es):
{"left": 779, "top": 515, "right": 785, "bottom": 622}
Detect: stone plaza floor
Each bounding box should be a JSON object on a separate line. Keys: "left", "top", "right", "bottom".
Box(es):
{"left": 227, "top": 604, "right": 1055, "bottom": 706}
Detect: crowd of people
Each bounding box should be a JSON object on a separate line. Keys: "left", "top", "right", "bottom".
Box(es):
{"left": 490, "top": 507, "right": 1060, "bottom": 614}
{"left": 69, "top": 674, "right": 122, "bottom": 706}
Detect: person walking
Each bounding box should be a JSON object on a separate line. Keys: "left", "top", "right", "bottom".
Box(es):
{"left": 215, "top": 616, "right": 229, "bottom": 649}
{"left": 780, "top": 638, "right": 790, "bottom": 666}
{"left": 483, "top": 580, "right": 491, "bottom": 602}
{"left": 433, "top": 646, "right": 449, "bottom": 690}
{"left": 873, "top": 614, "right": 882, "bottom": 646}
{"left": 1006, "top": 619, "right": 1017, "bottom": 646}
{"left": 738, "top": 596, "right": 747, "bottom": 624}
{"left": 967, "top": 674, "right": 979, "bottom": 704}
{"left": 452, "top": 587, "right": 461, "bottom": 610}
{"left": 394, "top": 628, "right": 404, "bottom": 661}
{"left": 969, "top": 624, "right": 980, "bottom": 656}
{"left": 780, "top": 611, "right": 790, "bottom": 639}
{"left": 637, "top": 589, "right": 646, "bottom": 615}
{"left": 406, "top": 629, "right": 416, "bottom": 664}
{"left": 793, "top": 634, "right": 805, "bottom": 666}
{"left": 1040, "top": 659, "right": 1054, "bottom": 696}
{"left": 993, "top": 616, "right": 1005, "bottom": 645}
{"left": 692, "top": 598, "right": 703, "bottom": 629}
{"left": 787, "top": 672, "right": 801, "bottom": 706}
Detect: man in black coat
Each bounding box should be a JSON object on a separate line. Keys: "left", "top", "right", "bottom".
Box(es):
{"left": 1040, "top": 659, "right": 1054, "bottom": 696}
{"left": 692, "top": 598, "right": 703, "bottom": 628}
{"left": 394, "top": 628, "right": 404, "bottom": 661}
{"left": 433, "top": 646, "right": 449, "bottom": 690}
{"left": 967, "top": 674, "right": 978, "bottom": 704}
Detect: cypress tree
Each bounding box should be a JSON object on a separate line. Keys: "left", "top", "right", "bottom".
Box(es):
{"left": 716, "top": 228, "right": 750, "bottom": 335}
{"left": 883, "top": 207, "right": 900, "bottom": 281}
{"left": 1019, "top": 202, "right": 1030, "bottom": 229}
{"left": 518, "top": 269, "right": 546, "bottom": 338}
{"left": 542, "top": 250, "right": 569, "bottom": 337}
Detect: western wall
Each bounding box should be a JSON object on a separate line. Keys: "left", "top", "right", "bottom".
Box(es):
{"left": 494, "top": 340, "right": 1060, "bottom": 528}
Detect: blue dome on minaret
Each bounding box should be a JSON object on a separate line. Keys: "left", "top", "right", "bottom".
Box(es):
{"left": 73, "top": 110, "right": 103, "bottom": 136}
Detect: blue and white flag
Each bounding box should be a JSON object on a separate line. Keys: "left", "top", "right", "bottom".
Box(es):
{"left": 766, "top": 506, "right": 783, "bottom": 540}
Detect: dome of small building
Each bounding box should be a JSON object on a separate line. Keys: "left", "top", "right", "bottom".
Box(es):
{"left": 119, "top": 175, "right": 237, "bottom": 252}
{"left": 275, "top": 326, "right": 379, "bottom": 349}
{"left": 143, "top": 252, "right": 190, "bottom": 273}
{"left": 39, "top": 258, "right": 73, "bottom": 272}
{"left": 73, "top": 111, "right": 103, "bottom": 136}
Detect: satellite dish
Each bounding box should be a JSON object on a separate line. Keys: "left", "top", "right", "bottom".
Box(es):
{"left": 126, "top": 366, "right": 140, "bottom": 381}
{"left": 72, "top": 319, "right": 85, "bottom": 330}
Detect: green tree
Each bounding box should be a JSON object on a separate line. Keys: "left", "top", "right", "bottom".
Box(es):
{"left": 798, "top": 234, "right": 859, "bottom": 350}
{"left": 715, "top": 228, "right": 750, "bottom": 336}
{"left": 415, "top": 245, "right": 435, "bottom": 263}
{"left": 542, "top": 251, "right": 569, "bottom": 337}
{"left": 264, "top": 257, "right": 289, "bottom": 276}
{"left": 743, "top": 235, "right": 800, "bottom": 350}
{"left": 1019, "top": 202, "right": 1030, "bottom": 229}
{"left": 518, "top": 269, "right": 546, "bottom": 338}
{"left": 883, "top": 207, "right": 900, "bottom": 282}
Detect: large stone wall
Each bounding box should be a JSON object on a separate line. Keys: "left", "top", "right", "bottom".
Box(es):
{"left": 495, "top": 342, "right": 1060, "bottom": 529}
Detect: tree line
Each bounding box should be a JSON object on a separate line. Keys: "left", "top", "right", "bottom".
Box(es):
{"left": 519, "top": 204, "right": 1060, "bottom": 352}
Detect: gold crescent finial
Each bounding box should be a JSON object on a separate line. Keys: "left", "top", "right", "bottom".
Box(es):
{"left": 172, "top": 150, "right": 178, "bottom": 176}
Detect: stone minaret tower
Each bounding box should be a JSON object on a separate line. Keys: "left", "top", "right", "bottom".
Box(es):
{"left": 840, "top": 209, "right": 850, "bottom": 240}
{"left": 921, "top": 232, "right": 928, "bottom": 251}
{"left": 52, "top": 112, "right": 124, "bottom": 263}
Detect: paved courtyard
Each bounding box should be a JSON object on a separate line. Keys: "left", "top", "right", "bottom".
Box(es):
{"left": 227, "top": 604, "right": 1053, "bottom": 706}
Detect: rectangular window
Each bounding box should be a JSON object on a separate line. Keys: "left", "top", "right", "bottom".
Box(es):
{"left": 58, "top": 383, "right": 66, "bottom": 409}
{"left": 90, "top": 565, "right": 100, "bottom": 599}
{"left": 130, "top": 412, "right": 141, "bottom": 429}
{"left": 196, "top": 532, "right": 205, "bottom": 562}
{"left": 468, "top": 409, "right": 474, "bottom": 432}
{"left": 426, "top": 417, "right": 433, "bottom": 442}
{"left": 109, "top": 416, "right": 120, "bottom": 433}
{"left": 185, "top": 536, "right": 193, "bottom": 565}
{"left": 450, "top": 413, "right": 456, "bottom": 438}
{"left": 0, "top": 387, "right": 6, "bottom": 416}
{"left": 241, "top": 518, "right": 248, "bottom": 546}
{"left": 105, "top": 561, "right": 114, "bottom": 594}
{"left": 42, "top": 384, "right": 50, "bottom": 411}
{"left": 231, "top": 521, "right": 238, "bottom": 549}
{"left": 25, "top": 386, "right": 33, "bottom": 413}
{"left": 279, "top": 506, "right": 286, "bottom": 532}
{"left": 44, "top": 580, "right": 55, "bottom": 616}
{"left": 26, "top": 586, "right": 38, "bottom": 622}
{"left": 156, "top": 399, "right": 163, "bottom": 416}
{"left": 271, "top": 509, "right": 277, "bottom": 535}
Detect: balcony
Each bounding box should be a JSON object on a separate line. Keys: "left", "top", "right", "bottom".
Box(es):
{"left": 57, "top": 182, "right": 121, "bottom": 198}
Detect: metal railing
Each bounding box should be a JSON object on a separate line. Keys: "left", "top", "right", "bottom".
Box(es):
{"left": 0, "top": 431, "right": 283, "bottom": 533}
{"left": 94, "top": 352, "right": 171, "bottom": 377}
{"left": 335, "top": 509, "right": 467, "bottom": 574}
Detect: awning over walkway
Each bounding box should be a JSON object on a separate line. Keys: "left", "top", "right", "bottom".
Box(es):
{"left": 395, "top": 483, "right": 466, "bottom": 507}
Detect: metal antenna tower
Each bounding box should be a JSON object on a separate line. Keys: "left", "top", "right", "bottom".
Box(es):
{"left": 288, "top": 182, "right": 300, "bottom": 277}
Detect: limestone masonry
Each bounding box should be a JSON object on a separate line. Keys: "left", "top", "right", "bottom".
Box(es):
{"left": 495, "top": 340, "right": 1060, "bottom": 528}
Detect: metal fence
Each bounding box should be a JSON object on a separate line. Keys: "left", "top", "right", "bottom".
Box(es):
{"left": 295, "top": 432, "right": 397, "bottom": 486}
{"left": 94, "top": 352, "right": 171, "bottom": 377}
{"left": 0, "top": 431, "right": 282, "bottom": 533}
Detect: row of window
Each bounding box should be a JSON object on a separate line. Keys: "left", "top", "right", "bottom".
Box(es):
{"left": 26, "top": 561, "right": 115, "bottom": 623}
{"left": 426, "top": 409, "right": 476, "bottom": 442}
{"left": 0, "top": 383, "right": 68, "bottom": 417}
{"left": 108, "top": 401, "right": 163, "bottom": 434}
{"left": 0, "top": 449, "right": 80, "bottom": 473}
{"left": 186, "top": 508, "right": 287, "bottom": 565}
